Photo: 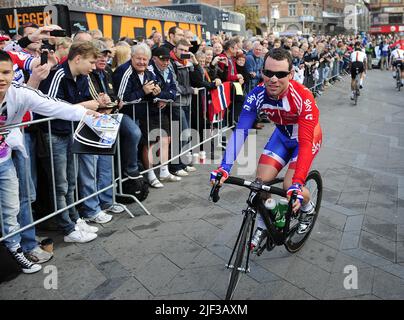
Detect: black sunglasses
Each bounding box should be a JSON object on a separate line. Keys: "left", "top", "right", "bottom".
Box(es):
{"left": 262, "top": 69, "right": 290, "bottom": 79}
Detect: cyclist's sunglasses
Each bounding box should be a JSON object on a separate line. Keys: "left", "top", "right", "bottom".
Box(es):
{"left": 262, "top": 69, "right": 290, "bottom": 79}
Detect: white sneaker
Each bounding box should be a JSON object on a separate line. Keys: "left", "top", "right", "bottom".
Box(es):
{"left": 105, "top": 204, "right": 125, "bottom": 214}
{"left": 64, "top": 227, "right": 97, "bottom": 243}
{"left": 76, "top": 218, "right": 99, "bottom": 233}
{"left": 85, "top": 210, "right": 112, "bottom": 224}
{"left": 185, "top": 165, "right": 197, "bottom": 172}
{"left": 173, "top": 169, "right": 189, "bottom": 177}
{"left": 25, "top": 246, "right": 53, "bottom": 264}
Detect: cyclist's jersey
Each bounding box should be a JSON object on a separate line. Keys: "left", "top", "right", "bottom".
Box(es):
{"left": 391, "top": 49, "right": 404, "bottom": 62}
{"left": 220, "top": 80, "right": 322, "bottom": 186}
{"left": 350, "top": 50, "right": 367, "bottom": 63}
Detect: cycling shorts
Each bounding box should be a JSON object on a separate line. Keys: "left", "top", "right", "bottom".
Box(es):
{"left": 392, "top": 60, "right": 404, "bottom": 70}
{"left": 258, "top": 125, "right": 322, "bottom": 172}
{"left": 351, "top": 61, "right": 364, "bottom": 79}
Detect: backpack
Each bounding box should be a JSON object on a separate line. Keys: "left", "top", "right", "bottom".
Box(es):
{"left": 116, "top": 175, "right": 149, "bottom": 203}
{"left": 0, "top": 243, "right": 22, "bottom": 284}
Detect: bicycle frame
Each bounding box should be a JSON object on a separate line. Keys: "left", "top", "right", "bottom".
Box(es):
{"left": 224, "top": 180, "right": 297, "bottom": 274}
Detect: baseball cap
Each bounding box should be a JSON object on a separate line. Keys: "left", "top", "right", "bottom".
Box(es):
{"left": 92, "top": 39, "right": 112, "bottom": 54}
{"left": 152, "top": 46, "right": 171, "bottom": 59}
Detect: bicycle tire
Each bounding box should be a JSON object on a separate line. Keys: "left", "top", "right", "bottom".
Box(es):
{"left": 284, "top": 170, "right": 323, "bottom": 253}
{"left": 225, "top": 213, "right": 252, "bottom": 300}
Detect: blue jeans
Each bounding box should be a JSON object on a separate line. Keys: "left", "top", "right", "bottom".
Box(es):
{"left": 119, "top": 114, "right": 141, "bottom": 177}
{"left": 12, "top": 149, "right": 37, "bottom": 252}
{"left": 78, "top": 154, "right": 113, "bottom": 218}
{"left": 169, "top": 106, "right": 188, "bottom": 171}
{"left": 0, "top": 158, "right": 22, "bottom": 250}
{"left": 43, "top": 133, "right": 78, "bottom": 236}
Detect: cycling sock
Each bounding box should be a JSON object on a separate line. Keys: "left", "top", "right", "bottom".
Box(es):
{"left": 159, "top": 165, "right": 170, "bottom": 178}
{"left": 301, "top": 201, "right": 314, "bottom": 213}
{"left": 359, "top": 79, "right": 363, "bottom": 86}
{"left": 256, "top": 215, "right": 266, "bottom": 230}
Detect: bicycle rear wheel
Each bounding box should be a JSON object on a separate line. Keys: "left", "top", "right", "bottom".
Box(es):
{"left": 284, "top": 170, "right": 323, "bottom": 253}
{"left": 225, "top": 213, "right": 252, "bottom": 300}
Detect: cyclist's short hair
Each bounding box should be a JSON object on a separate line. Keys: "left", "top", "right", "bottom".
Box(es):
{"left": 67, "top": 41, "right": 99, "bottom": 61}
{"left": 264, "top": 48, "right": 293, "bottom": 71}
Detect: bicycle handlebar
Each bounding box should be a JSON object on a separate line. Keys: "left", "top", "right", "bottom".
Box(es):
{"left": 225, "top": 176, "right": 286, "bottom": 197}
{"left": 209, "top": 173, "right": 286, "bottom": 203}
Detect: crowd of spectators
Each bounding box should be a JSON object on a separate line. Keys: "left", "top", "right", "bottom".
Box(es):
{"left": 0, "top": 20, "right": 402, "bottom": 276}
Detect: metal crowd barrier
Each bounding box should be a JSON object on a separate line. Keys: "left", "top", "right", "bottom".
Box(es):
{"left": 0, "top": 86, "right": 238, "bottom": 243}
{"left": 0, "top": 69, "right": 348, "bottom": 243}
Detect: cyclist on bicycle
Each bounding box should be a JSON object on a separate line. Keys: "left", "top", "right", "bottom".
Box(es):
{"left": 210, "top": 48, "right": 322, "bottom": 243}
{"left": 349, "top": 42, "right": 367, "bottom": 100}
{"left": 390, "top": 44, "right": 404, "bottom": 88}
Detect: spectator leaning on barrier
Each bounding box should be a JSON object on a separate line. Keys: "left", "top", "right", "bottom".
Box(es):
{"left": 245, "top": 41, "right": 264, "bottom": 90}
{"left": 38, "top": 41, "right": 103, "bottom": 244}
{"left": 0, "top": 50, "right": 98, "bottom": 273}
{"left": 89, "top": 40, "right": 142, "bottom": 183}
{"left": 148, "top": 45, "right": 180, "bottom": 187}
{"left": 167, "top": 39, "right": 200, "bottom": 176}
{"left": 113, "top": 43, "right": 167, "bottom": 186}
{"left": 203, "top": 46, "right": 226, "bottom": 81}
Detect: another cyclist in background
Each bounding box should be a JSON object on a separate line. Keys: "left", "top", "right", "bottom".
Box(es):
{"left": 210, "top": 48, "right": 322, "bottom": 244}
{"left": 349, "top": 41, "right": 367, "bottom": 101}
{"left": 390, "top": 44, "right": 404, "bottom": 88}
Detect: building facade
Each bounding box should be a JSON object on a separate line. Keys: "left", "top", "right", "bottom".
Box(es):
{"left": 368, "top": 0, "right": 404, "bottom": 34}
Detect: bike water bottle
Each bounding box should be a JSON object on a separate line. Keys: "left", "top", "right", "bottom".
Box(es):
{"left": 274, "top": 198, "right": 288, "bottom": 228}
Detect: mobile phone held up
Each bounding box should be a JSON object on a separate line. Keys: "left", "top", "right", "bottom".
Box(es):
{"left": 180, "top": 53, "right": 191, "bottom": 60}
{"left": 49, "top": 29, "right": 66, "bottom": 37}
{"left": 40, "top": 51, "right": 48, "bottom": 65}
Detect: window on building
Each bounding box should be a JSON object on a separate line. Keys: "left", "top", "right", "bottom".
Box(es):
{"left": 390, "top": 0, "right": 402, "bottom": 3}
{"left": 289, "top": 3, "right": 296, "bottom": 17}
{"left": 303, "top": 4, "right": 309, "bottom": 16}
{"left": 389, "top": 14, "right": 403, "bottom": 24}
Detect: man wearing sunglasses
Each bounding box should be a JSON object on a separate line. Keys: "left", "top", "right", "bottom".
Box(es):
{"left": 211, "top": 48, "right": 322, "bottom": 240}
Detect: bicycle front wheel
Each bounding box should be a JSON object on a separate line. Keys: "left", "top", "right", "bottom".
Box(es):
{"left": 284, "top": 170, "right": 323, "bottom": 253}
{"left": 225, "top": 213, "right": 252, "bottom": 300}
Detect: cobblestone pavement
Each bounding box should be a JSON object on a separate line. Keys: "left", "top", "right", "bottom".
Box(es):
{"left": 1, "top": 70, "right": 404, "bottom": 300}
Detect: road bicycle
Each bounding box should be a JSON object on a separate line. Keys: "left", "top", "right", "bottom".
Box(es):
{"left": 353, "top": 67, "right": 361, "bottom": 105}
{"left": 209, "top": 170, "right": 323, "bottom": 300}
{"left": 395, "top": 63, "right": 402, "bottom": 91}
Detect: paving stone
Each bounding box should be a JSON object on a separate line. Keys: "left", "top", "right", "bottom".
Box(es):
{"left": 344, "top": 215, "right": 365, "bottom": 232}
{"left": 359, "top": 230, "right": 396, "bottom": 262}
{"left": 106, "top": 277, "right": 154, "bottom": 300}
{"left": 317, "top": 207, "right": 347, "bottom": 231}
{"left": 158, "top": 264, "right": 224, "bottom": 296}
{"left": 340, "top": 231, "right": 361, "bottom": 250}
{"left": 362, "top": 215, "right": 397, "bottom": 242}
{"left": 372, "top": 268, "right": 404, "bottom": 299}
{"left": 378, "top": 262, "right": 404, "bottom": 280}
{"left": 296, "top": 240, "right": 340, "bottom": 273}
{"left": 343, "top": 248, "right": 394, "bottom": 267}
{"left": 134, "top": 254, "right": 181, "bottom": 296}
{"left": 323, "top": 268, "right": 375, "bottom": 300}
{"left": 278, "top": 257, "right": 331, "bottom": 299}
{"left": 310, "top": 221, "right": 343, "bottom": 250}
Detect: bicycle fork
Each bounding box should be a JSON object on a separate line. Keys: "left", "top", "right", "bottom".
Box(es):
{"left": 225, "top": 209, "right": 255, "bottom": 274}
